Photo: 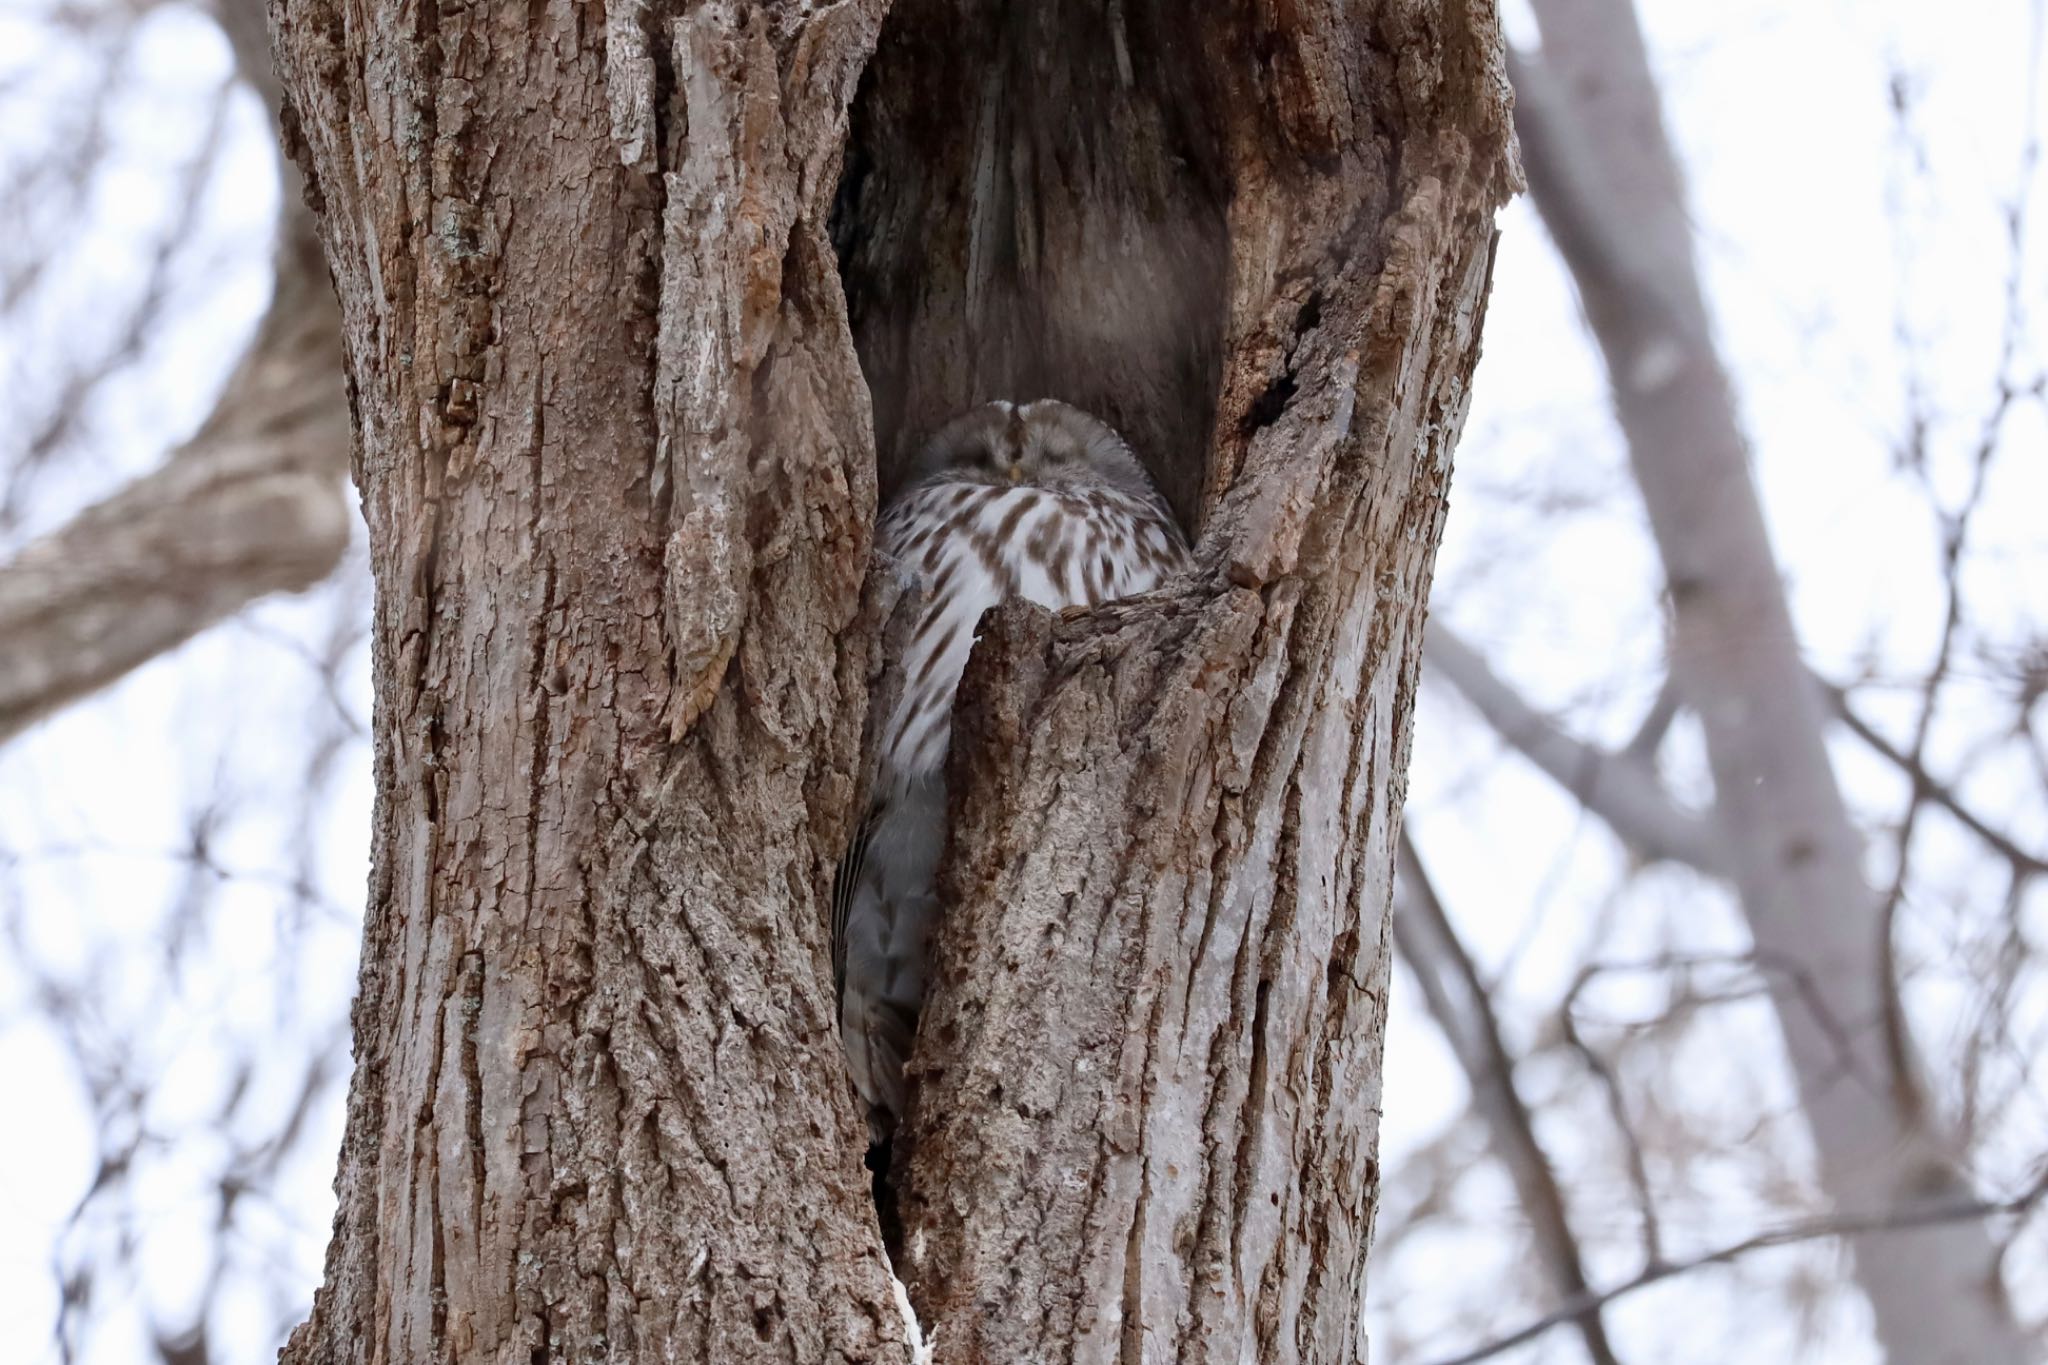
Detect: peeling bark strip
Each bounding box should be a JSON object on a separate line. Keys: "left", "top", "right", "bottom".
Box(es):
{"left": 268, "top": 0, "right": 1512, "bottom": 1360}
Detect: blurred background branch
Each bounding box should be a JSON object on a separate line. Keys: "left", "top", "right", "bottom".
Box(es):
{"left": 0, "top": 0, "right": 348, "bottom": 744}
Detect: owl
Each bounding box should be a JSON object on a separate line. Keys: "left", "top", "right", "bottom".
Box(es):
{"left": 834, "top": 399, "right": 1190, "bottom": 1145}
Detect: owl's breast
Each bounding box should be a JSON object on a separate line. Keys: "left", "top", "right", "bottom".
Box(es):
{"left": 872, "top": 478, "right": 1186, "bottom": 783}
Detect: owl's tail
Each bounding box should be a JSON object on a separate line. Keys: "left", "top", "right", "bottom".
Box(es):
{"left": 833, "top": 775, "right": 946, "bottom": 1137}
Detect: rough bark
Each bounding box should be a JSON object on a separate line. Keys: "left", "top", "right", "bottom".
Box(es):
{"left": 268, "top": 1, "right": 1514, "bottom": 1361}
{"left": 1516, "top": 3, "right": 2034, "bottom": 1360}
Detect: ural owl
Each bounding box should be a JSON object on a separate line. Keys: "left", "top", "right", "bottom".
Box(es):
{"left": 834, "top": 399, "right": 1190, "bottom": 1143}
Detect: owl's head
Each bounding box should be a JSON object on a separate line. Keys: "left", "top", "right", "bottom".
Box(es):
{"left": 909, "top": 399, "right": 1162, "bottom": 503}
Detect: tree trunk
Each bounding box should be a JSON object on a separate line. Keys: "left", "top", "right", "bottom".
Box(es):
{"left": 1516, "top": 2, "right": 2033, "bottom": 1359}
{"left": 267, "top": 0, "right": 1513, "bottom": 1359}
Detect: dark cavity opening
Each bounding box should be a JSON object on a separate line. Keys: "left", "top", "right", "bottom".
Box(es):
{"left": 830, "top": 0, "right": 1234, "bottom": 532}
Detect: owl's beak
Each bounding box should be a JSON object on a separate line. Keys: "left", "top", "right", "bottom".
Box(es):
{"left": 1005, "top": 463, "right": 1022, "bottom": 484}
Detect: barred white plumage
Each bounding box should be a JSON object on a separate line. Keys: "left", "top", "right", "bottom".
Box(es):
{"left": 834, "top": 399, "right": 1189, "bottom": 1142}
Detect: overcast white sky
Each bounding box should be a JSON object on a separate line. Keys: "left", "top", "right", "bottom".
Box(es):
{"left": 0, "top": 0, "right": 2042, "bottom": 1361}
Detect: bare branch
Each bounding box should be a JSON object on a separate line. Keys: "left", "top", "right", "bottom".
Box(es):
{"left": 1513, "top": 4, "right": 2035, "bottom": 1352}
{"left": 0, "top": 202, "right": 348, "bottom": 744}
{"left": 1823, "top": 676, "right": 2048, "bottom": 876}
{"left": 207, "top": 0, "right": 285, "bottom": 117}
{"left": 2, "top": 33, "right": 234, "bottom": 529}
{"left": 1425, "top": 1164, "right": 2048, "bottom": 1365}
{"left": 1393, "top": 836, "right": 1623, "bottom": 1365}
{"left": 1621, "top": 670, "right": 1682, "bottom": 763}
{"left": 1424, "top": 622, "right": 1728, "bottom": 874}
{"left": 1556, "top": 968, "right": 1666, "bottom": 1267}
{"left": 1504, "top": 44, "right": 1704, "bottom": 349}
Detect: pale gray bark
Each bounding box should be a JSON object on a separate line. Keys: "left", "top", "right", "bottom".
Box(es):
{"left": 267, "top": 0, "right": 1515, "bottom": 1361}
{"left": 1508, "top": 2, "right": 2035, "bottom": 1359}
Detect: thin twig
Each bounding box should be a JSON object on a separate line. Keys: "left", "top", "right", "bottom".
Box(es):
{"left": 1393, "top": 835, "right": 1625, "bottom": 1365}
{"left": 1822, "top": 676, "right": 2048, "bottom": 877}
{"left": 1425, "top": 1165, "right": 2048, "bottom": 1365}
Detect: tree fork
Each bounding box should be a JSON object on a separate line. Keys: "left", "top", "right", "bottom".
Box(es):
{"left": 268, "top": 0, "right": 1514, "bottom": 1360}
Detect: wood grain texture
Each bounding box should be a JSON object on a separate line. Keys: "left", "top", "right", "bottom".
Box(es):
{"left": 273, "top": 1, "right": 897, "bottom": 1358}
